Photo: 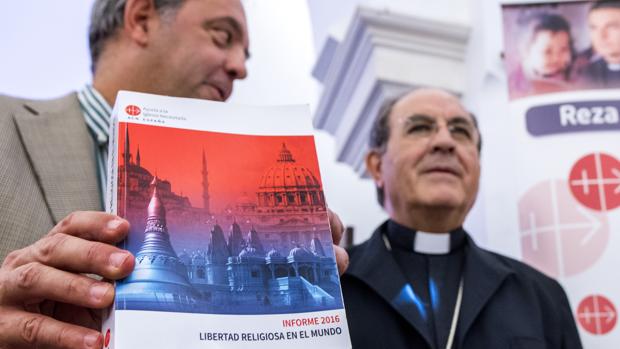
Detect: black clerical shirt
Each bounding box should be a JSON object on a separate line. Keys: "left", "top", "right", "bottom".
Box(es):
{"left": 343, "top": 220, "right": 583, "bottom": 349}
{"left": 386, "top": 220, "right": 466, "bottom": 349}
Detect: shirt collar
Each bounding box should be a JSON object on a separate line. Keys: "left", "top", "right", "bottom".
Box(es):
{"left": 608, "top": 63, "right": 620, "bottom": 72}
{"left": 77, "top": 85, "right": 112, "bottom": 146}
{"left": 386, "top": 219, "right": 466, "bottom": 255}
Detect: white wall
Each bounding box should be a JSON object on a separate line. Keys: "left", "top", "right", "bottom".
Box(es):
{"left": 0, "top": 1, "right": 93, "bottom": 98}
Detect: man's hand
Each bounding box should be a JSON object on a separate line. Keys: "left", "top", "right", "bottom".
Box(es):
{"left": 328, "top": 209, "right": 350, "bottom": 276}
{"left": 0, "top": 211, "right": 134, "bottom": 349}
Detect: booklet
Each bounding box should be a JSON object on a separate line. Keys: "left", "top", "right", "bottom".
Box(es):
{"left": 102, "top": 91, "right": 351, "bottom": 349}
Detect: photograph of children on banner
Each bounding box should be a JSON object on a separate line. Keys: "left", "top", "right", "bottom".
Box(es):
{"left": 503, "top": 0, "right": 620, "bottom": 100}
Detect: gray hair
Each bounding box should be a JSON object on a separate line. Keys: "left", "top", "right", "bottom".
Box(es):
{"left": 88, "top": 0, "right": 185, "bottom": 73}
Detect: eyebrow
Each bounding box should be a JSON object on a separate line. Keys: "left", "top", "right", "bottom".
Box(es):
{"left": 204, "top": 17, "right": 251, "bottom": 59}
{"left": 405, "top": 114, "right": 476, "bottom": 127}
{"left": 447, "top": 116, "right": 476, "bottom": 127}
{"left": 404, "top": 114, "right": 433, "bottom": 124}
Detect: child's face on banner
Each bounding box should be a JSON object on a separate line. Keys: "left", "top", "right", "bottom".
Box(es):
{"left": 589, "top": 8, "right": 620, "bottom": 64}
{"left": 526, "top": 30, "right": 572, "bottom": 77}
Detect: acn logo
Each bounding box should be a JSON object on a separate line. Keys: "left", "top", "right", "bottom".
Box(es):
{"left": 125, "top": 105, "right": 141, "bottom": 116}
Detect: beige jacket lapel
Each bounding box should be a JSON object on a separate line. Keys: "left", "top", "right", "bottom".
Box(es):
{"left": 13, "top": 93, "right": 102, "bottom": 224}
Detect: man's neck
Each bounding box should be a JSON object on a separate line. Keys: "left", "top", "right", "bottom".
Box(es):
{"left": 390, "top": 206, "right": 466, "bottom": 233}
{"left": 92, "top": 80, "right": 116, "bottom": 107}
{"left": 92, "top": 42, "right": 149, "bottom": 107}
{"left": 385, "top": 220, "right": 467, "bottom": 255}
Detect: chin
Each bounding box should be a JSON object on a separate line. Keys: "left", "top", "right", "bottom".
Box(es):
{"left": 195, "top": 85, "right": 224, "bottom": 102}
{"left": 605, "top": 57, "right": 620, "bottom": 65}
{"left": 418, "top": 192, "right": 465, "bottom": 208}
{"left": 428, "top": 198, "right": 464, "bottom": 208}
{"left": 198, "top": 92, "right": 222, "bottom": 102}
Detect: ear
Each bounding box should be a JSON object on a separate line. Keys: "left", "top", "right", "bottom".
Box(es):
{"left": 124, "top": 0, "right": 158, "bottom": 46}
{"left": 365, "top": 150, "right": 384, "bottom": 189}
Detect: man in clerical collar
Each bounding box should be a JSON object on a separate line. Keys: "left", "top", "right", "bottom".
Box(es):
{"left": 578, "top": 1, "right": 620, "bottom": 87}
{"left": 341, "top": 88, "right": 582, "bottom": 349}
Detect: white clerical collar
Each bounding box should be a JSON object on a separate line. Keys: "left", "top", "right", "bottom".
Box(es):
{"left": 414, "top": 231, "right": 451, "bottom": 254}
{"left": 608, "top": 63, "right": 620, "bottom": 71}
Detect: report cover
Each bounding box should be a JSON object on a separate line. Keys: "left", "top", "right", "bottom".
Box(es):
{"left": 102, "top": 91, "right": 351, "bottom": 349}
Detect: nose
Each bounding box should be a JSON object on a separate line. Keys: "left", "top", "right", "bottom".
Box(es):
{"left": 595, "top": 27, "right": 610, "bottom": 45}
{"left": 550, "top": 53, "right": 563, "bottom": 68}
{"left": 226, "top": 46, "right": 248, "bottom": 80}
{"left": 430, "top": 124, "right": 456, "bottom": 153}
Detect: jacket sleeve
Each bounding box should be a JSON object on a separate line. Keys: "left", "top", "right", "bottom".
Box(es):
{"left": 557, "top": 284, "right": 583, "bottom": 349}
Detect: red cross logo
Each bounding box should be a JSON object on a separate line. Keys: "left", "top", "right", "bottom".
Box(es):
{"left": 519, "top": 180, "right": 609, "bottom": 278}
{"left": 577, "top": 295, "right": 617, "bottom": 335}
{"left": 569, "top": 153, "right": 620, "bottom": 211}
{"left": 125, "top": 105, "right": 141, "bottom": 116}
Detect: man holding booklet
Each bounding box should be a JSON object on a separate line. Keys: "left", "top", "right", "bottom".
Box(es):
{"left": 0, "top": 1, "right": 348, "bottom": 348}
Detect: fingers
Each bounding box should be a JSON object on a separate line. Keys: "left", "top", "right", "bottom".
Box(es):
{"left": 0, "top": 307, "right": 102, "bottom": 349}
{"left": 2, "top": 233, "right": 134, "bottom": 280}
{"left": 2, "top": 211, "right": 134, "bottom": 280}
{"left": 328, "top": 209, "right": 349, "bottom": 274}
{"left": 47, "top": 211, "right": 129, "bottom": 244}
{"left": 333, "top": 245, "right": 350, "bottom": 276}
{"left": 0, "top": 211, "right": 128, "bottom": 349}
{"left": 327, "top": 209, "right": 344, "bottom": 245}
{"left": 1, "top": 262, "right": 115, "bottom": 308}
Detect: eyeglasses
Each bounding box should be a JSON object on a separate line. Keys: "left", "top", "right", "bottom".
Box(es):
{"left": 402, "top": 114, "right": 478, "bottom": 145}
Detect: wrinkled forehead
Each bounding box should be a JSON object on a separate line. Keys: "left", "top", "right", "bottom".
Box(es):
{"left": 187, "top": 0, "right": 250, "bottom": 51}
{"left": 234, "top": 0, "right": 249, "bottom": 32}
{"left": 189, "top": 0, "right": 249, "bottom": 30}
{"left": 232, "top": 0, "right": 250, "bottom": 52}
{"left": 389, "top": 89, "right": 472, "bottom": 127}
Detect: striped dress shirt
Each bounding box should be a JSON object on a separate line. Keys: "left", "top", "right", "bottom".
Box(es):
{"left": 76, "top": 85, "right": 111, "bottom": 205}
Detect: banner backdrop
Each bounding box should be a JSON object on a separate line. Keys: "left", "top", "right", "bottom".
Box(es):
{"left": 500, "top": 1, "right": 620, "bottom": 347}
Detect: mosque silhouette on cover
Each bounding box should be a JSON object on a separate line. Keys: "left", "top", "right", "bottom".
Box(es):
{"left": 114, "top": 127, "right": 342, "bottom": 314}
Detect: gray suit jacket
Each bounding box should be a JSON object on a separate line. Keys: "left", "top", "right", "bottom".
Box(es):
{"left": 0, "top": 93, "right": 102, "bottom": 261}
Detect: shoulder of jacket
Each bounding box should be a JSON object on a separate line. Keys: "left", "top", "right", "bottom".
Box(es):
{"left": 0, "top": 92, "right": 78, "bottom": 116}
{"left": 482, "top": 247, "right": 563, "bottom": 291}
